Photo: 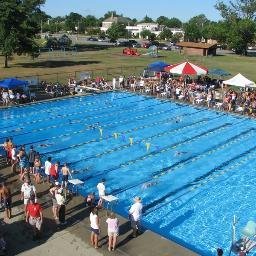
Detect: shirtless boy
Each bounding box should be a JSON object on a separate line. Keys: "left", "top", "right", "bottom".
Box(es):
{"left": 0, "top": 183, "right": 12, "bottom": 220}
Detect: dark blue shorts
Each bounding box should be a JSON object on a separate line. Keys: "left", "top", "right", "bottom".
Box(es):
{"left": 62, "top": 175, "right": 68, "bottom": 182}
{"left": 90, "top": 227, "right": 99, "bottom": 235}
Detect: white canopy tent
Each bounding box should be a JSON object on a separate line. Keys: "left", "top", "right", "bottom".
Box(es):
{"left": 223, "top": 73, "right": 256, "bottom": 88}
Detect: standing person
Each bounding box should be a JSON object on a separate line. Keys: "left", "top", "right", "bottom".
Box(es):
{"left": 44, "top": 157, "right": 52, "bottom": 183}
{"left": 106, "top": 212, "right": 119, "bottom": 251}
{"left": 112, "top": 77, "right": 116, "bottom": 90}
{"left": 17, "top": 148, "right": 28, "bottom": 176}
{"left": 34, "top": 153, "right": 41, "bottom": 184}
{"left": 2, "top": 90, "right": 9, "bottom": 106}
{"left": 50, "top": 161, "right": 60, "bottom": 184}
{"left": 3, "top": 138, "right": 12, "bottom": 164}
{"left": 21, "top": 178, "right": 37, "bottom": 215}
{"left": 89, "top": 207, "right": 100, "bottom": 249}
{"left": 28, "top": 146, "right": 37, "bottom": 174}
{"left": 129, "top": 196, "right": 143, "bottom": 238}
{"left": 49, "top": 182, "right": 60, "bottom": 220}
{"left": 61, "top": 163, "right": 72, "bottom": 193}
{"left": 26, "top": 197, "right": 43, "bottom": 240}
{"left": 55, "top": 189, "right": 66, "bottom": 225}
{"left": 0, "top": 183, "right": 12, "bottom": 221}
{"left": 11, "top": 144, "right": 17, "bottom": 173}
{"left": 96, "top": 179, "right": 106, "bottom": 208}
{"left": 3, "top": 139, "right": 9, "bottom": 163}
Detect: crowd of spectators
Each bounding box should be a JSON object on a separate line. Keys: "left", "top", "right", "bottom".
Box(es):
{"left": 2, "top": 73, "right": 256, "bottom": 119}
{"left": 121, "top": 73, "right": 256, "bottom": 117}
{"left": 0, "top": 89, "right": 30, "bottom": 106}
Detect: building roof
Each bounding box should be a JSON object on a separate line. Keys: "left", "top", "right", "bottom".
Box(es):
{"left": 176, "top": 42, "right": 217, "bottom": 49}
{"left": 103, "top": 16, "right": 130, "bottom": 24}
{"left": 137, "top": 22, "right": 158, "bottom": 26}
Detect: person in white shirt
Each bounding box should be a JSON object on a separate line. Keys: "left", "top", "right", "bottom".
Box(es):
{"left": 21, "top": 178, "right": 37, "bottom": 215}
{"left": 44, "top": 157, "right": 52, "bottom": 183}
{"left": 112, "top": 77, "right": 116, "bottom": 90}
{"left": 96, "top": 179, "right": 106, "bottom": 208}
{"left": 89, "top": 207, "right": 100, "bottom": 249}
{"left": 129, "top": 196, "right": 143, "bottom": 238}
{"left": 11, "top": 144, "right": 17, "bottom": 173}
{"left": 2, "top": 91, "right": 9, "bottom": 106}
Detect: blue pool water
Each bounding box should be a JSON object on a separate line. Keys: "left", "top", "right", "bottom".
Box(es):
{"left": 1, "top": 92, "right": 256, "bottom": 256}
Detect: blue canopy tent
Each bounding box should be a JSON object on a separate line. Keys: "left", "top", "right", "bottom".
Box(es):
{"left": 208, "top": 68, "right": 231, "bottom": 77}
{"left": 0, "top": 78, "right": 29, "bottom": 90}
{"left": 147, "top": 61, "right": 170, "bottom": 72}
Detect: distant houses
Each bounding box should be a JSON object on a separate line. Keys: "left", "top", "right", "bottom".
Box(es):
{"left": 100, "top": 15, "right": 184, "bottom": 39}
{"left": 100, "top": 14, "right": 131, "bottom": 32}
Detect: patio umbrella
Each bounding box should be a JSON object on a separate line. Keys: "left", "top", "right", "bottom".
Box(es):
{"left": 208, "top": 68, "right": 231, "bottom": 77}
{"left": 147, "top": 61, "right": 170, "bottom": 72}
{"left": 165, "top": 61, "right": 208, "bottom": 75}
{"left": 0, "top": 78, "right": 28, "bottom": 90}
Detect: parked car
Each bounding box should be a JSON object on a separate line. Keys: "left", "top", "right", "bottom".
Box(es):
{"left": 115, "top": 40, "right": 133, "bottom": 47}
{"left": 158, "top": 43, "right": 172, "bottom": 51}
{"left": 132, "top": 43, "right": 141, "bottom": 48}
{"left": 142, "top": 41, "right": 160, "bottom": 48}
{"left": 128, "top": 39, "right": 138, "bottom": 44}
{"left": 109, "top": 38, "right": 117, "bottom": 43}
{"left": 87, "top": 37, "right": 98, "bottom": 41}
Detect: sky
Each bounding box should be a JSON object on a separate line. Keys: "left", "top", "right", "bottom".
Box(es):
{"left": 42, "top": 0, "right": 227, "bottom": 22}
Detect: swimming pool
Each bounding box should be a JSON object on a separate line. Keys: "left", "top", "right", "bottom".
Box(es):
{"left": 1, "top": 92, "right": 256, "bottom": 256}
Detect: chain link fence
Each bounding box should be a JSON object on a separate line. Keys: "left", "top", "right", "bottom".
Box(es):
{"left": 16, "top": 66, "right": 145, "bottom": 91}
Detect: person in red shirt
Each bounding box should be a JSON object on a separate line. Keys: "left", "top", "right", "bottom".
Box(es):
{"left": 50, "top": 162, "right": 60, "bottom": 183}
{"left": 26, "top": 197, "right": 43, "bottom": 240}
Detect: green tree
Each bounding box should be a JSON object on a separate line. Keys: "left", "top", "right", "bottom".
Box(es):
{"left": 103, "top": 11, "right": 123, "bottom": 19}
{"left": 65, "top": 12, "right": 83, "bottom": 32}
{"left": 228, "top": 19, "right": 256, "bottom": 54}
{"left": 216, "top": 0, "right": 256, "bottom": 20}
{"left": 86, "top": 28, "right": 101, "bottom": 36}
{"left": 183, "top": 14, "right": 210, "bottom": 42}
{"left": 156, "top": 16, "right": 169, "bottom": 25}
{"left": 84, "top": 15, "right": 99, "bottom": 27}
{"left": 106, "top": 22, "right": 126, "bottom": 40}
{"left": 202, "top": 21, "right": 228, "bottom": 44}
{"left": 156, "top": 16, "right": 182, "bottom": 28}
{"left": 0, "top": 0, "right": 45, "bottom": 68}
{"left": 140, "top": 29, "right": 153, "bottom": 39}
{"left": 158, "top": 29, "right": 173, "bottom": 40}
{"left": 166, "top": 18, "right": 183, "bottom": 28}
{"left": 171, "top": 33, "right": 184, "bottom": 43}
{"left": 140, "top": 15, "right": 154, "bottom": 23}
{"left": 215, "top": 0, "right": 256, "bottom": 54}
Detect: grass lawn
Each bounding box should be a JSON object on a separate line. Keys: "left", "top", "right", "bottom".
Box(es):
{"left": 0, "top": 45, "right": 256, "bottom": 83}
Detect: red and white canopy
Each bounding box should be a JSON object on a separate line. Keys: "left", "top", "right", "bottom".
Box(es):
{"left": 165, "top": 61, "right": 208, "bottom": 75}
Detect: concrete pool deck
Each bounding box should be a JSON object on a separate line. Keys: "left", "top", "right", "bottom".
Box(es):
{"left": 0, "top": 164, "right": 198, "bottom": 256}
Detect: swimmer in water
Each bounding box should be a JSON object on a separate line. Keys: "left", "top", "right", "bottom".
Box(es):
{"left": 174, "top": 151, "right": 187, "bottom": 156}
{"left": 175, "top": 117, "right": 182, "bottom": 123}
{"left": 141, "top": 181, "right": 158, "bottom": 189}
{"left": 39, "top": 143, "right": 53, "bottom": 148}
